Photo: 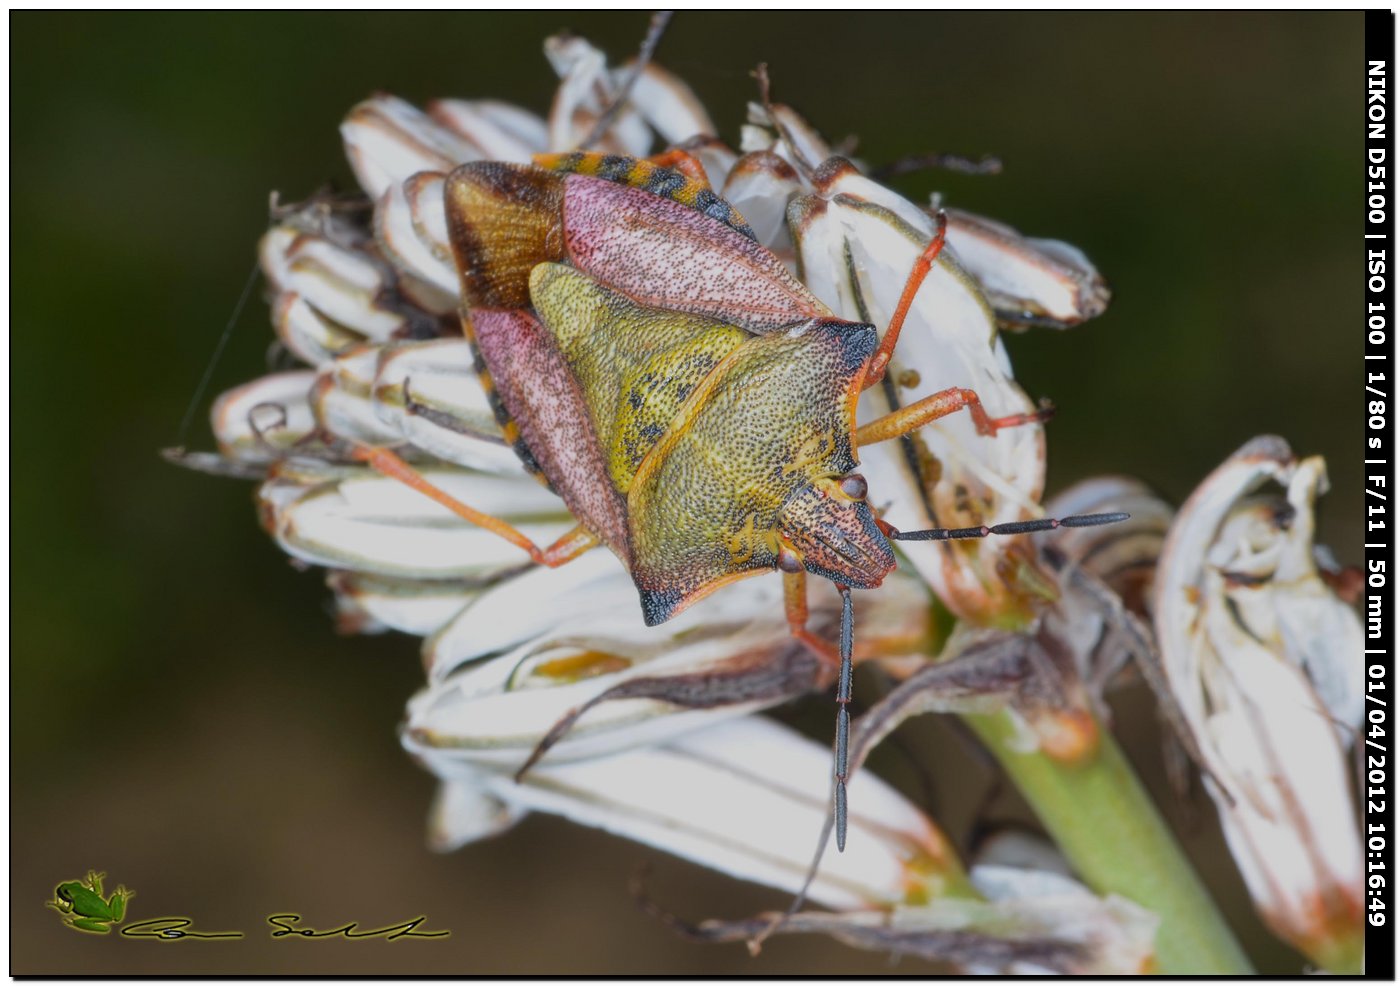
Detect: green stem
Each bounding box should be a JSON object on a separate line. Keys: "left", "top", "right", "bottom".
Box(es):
{"left": 966, "top": 710, "right": 1254, "bottom": 975}
{"left": 1306, "top": 927, "right": 1363, "bottom": 975}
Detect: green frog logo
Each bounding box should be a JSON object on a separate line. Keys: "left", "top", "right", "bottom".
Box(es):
{"left": 46, "top": 871, "right": 133, "bottom": 934}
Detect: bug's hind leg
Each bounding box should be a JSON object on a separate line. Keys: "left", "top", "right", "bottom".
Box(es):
{"left": 349, "top": 444, "right": 598, "bottom": 568}
{"left": 853, "top": 386, "right": 1054, "bottom": 445}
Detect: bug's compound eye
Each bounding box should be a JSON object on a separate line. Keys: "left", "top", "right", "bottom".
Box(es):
{"left": 839, "top": 474, "right": 868, "bottom": 501}
{"left": 776, "top": 543, "right": 805, "bottom": 573}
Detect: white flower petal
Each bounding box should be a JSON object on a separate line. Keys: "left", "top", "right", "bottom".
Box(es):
{"left": 342, "top": 95, "right": 474, "bottom": 200}
{"left": 428, "top": 99, "right": 547, "bottom": 163}
{"left": 375, "top": 173, "right": 459, "bottom": 302}
{"left": 424, "top": 550, "right": 643, "bottom": 682}
{"left": 791, "top": 166, "right": 1046, "bottom": 623}
{"left": 410, "top": 565, "right": 929, "bottom": 772}
{"left": 415, "top": 716, "right": 949, "bottom": 911}
{"left": 743, "top": 101, "right": 832, "bottom": 177}
{"left": 544, "top": 34, "right": 651, "bottom": 155}
{"left": 211, "top": 371, "right": 317, "bottom": 463}
{"left": 407, "top": 600, "right": 818, "bottom": 769}
{"left": 962, "top": 868, "right": 1157, "bottom": 974}
{"left": 264, "top": 465, "right": 570, "bottom": 579}
{"left": 259, "top": 226, "right": 297, "bottom": 290}
{"left": 311, "top": 353, "right": 402, "bottom": 447}
{"left": 1042, "top": 476, "right": 1173, "bottom": 612}
{"left": 328, "top": 570, "right": 485, "bottom": 637}
{"left": 370, "top": 339, "right": 528, "bottom": 476}
{"left": 282, "top": 236, "right": 404, "bottom": 339}
{"left": 617, "top": 61, "right": 716, "bottom": 146}
{"left": 944, "top": 208, "right": 1110, "bottom": 329}
{"left": 1153, "top": 436, "right": 1364, "bottom": 963}
{"left": 721, "top": 151, "right": 801, "bottom": 251}
{"left": 426, "top": 776, "right": 528, "bottom": 852}
{"left": 271, "top": 292, "right": 358, "bottom": 368}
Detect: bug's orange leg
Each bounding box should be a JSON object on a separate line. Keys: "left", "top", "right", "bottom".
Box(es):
{"left": 646, "top": 148, "right": 711, "bottom": 186}
{"left": 854, "top": 387, "right": 1054, "bottom": 446}
{"left": 862, "top": 210, "right": 948, "bottom": 390}
{"left": 783, "top": 569, "right": 839, "bottom": 665}
{"left": 350, "top": 444, "right": 597, "bottom": 567}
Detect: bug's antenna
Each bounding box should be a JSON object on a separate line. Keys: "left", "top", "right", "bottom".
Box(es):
{"left": 871, "top": 151, "right": 1004, "bottom": 181}
{"left": 581, "top": 10, "right": 674, "bottom": 151}
{"left": 833, "top": 583, "right": 854, "bottom": 853}
{"left": 747, "top": 590, "right": 850, "bottom": 953}
{"left": 888, "top": 511, "right": 1131, "bottom": 542}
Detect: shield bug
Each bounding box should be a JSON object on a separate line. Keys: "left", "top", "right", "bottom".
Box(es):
{"left": 350, "top": 151, "right": 1125, "bottom": 850}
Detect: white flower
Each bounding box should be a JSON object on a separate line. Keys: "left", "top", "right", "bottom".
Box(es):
{"left": 181, "top": 30, "right": 1160, "bottom": 972}
{"left": 1153, "top": 436, "right": 1363, "bottom": 972}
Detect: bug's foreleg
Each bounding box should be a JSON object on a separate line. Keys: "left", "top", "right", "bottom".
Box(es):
{"left": 349, "top": 444, "right": 598, "bottom": 567}
{"left": 854, "top": 387, "right": 1054, "bottom": 445}
{"left": 782, "top": 569, "right": 839, "bottom": 663}
{"left": 861, "top": 211, "right": 948, "bottom": 390}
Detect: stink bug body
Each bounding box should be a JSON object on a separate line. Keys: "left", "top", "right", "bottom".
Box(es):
{"left": 353, "top": 151, "right": 1124, "bottom": 850}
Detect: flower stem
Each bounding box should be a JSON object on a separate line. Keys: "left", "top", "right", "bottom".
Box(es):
{"left": 965, "top": 709, "right": 1254, "bottom": 975}
{"left": 1305, "top": 927, "right": 1364, "bottom": 975}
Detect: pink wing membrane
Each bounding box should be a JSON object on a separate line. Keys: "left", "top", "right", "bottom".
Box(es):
{"left": 471, "top": 308, "right": 631, "bottom": 561}
{"left": 561, "top": 176, "right": 830, "bottom": 333}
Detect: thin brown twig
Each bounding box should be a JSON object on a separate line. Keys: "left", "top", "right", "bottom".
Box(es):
{"left": 581, "top": 10, "right": 674, "bottom": 150}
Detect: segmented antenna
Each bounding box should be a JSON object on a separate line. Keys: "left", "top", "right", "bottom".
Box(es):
{"left": 888, "top": 511, "right": 1131, "bottom": 542}
{"left": 823, "top": 511, "right": 1131, "bottom": 853}
{"left": 833, "top": 584, "right": 854, "bottom": 852}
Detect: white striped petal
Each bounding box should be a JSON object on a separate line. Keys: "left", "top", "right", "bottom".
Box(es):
{"left": 741, "top": 101, "right": 833, "bottom": 178}
{"left": 944, "top": 208, "right": 1110, "bottom": 330}
{"left": 791, "top": 165, "right": 1047, "bottom": 625}
{"left": 281, "top": 235, "right": 404, "bottom": 339}
{"left": 271, "top": 292, "right": 356, "bottom": 368}
{"left": 369, "top": 339, "right": 528, "bottom": 477}
{"left": 413, "top": 715, "right": 951, "bottom": 911}
{"left": 721, "top": 151, "right": 802, "bottom": 252}
{"left": 1153, "top": 436, "right": 1363, "bottom": 968}
{"left": 428, "top": 99, "right": 547, "bottom": 163}
{"left": 617, "top": 60, "right": 716, "bottom": 146}
{"left": 544, "top": 34, "right": 651, "bottom": 155}
{"left": 375, "top": 173, "right": 459, "bottom": 301}
{"left": 426, "top": 776, "right": 529, "bottom": 852}
{"left": 311, "top": 349, "right": 402, "bottom": 446}
{"left": 342, "top": 94, "right": 475, "bottom": 200}
{"left": 412, "top": 566, "right": 930, "bottom": 768}
{"left": 262, "top": 465, "right": 569, "bottom": 579}
{"left": 211, "top": 371, "right": 317, "bottom": 463}
{"left": 327, "top": 570, "right": 485, "bottom": 637}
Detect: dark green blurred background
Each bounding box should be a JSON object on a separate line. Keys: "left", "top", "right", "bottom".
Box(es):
{"left": 12, "top": 11, "right": 1363, "bottom": 974}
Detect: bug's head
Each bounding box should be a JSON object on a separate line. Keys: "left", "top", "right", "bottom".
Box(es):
{"left": 778, "top": 472, "right": 895, "bottom": 589}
